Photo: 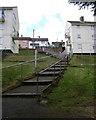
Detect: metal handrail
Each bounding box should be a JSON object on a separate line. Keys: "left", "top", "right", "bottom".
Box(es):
{"left": 0, "top": 54, "right": 54, "bottom": 70}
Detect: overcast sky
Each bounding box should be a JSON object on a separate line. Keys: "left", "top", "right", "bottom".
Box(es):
{"left": 0, "top": 0, "right": 94, "bottom": 42}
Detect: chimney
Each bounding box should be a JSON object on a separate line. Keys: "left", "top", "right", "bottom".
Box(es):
{"left": 80, "top": 16, "right": 84, "bottom": 22}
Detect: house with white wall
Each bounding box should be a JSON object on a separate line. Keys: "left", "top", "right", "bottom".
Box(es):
{"left": 65, "top": 16, "right": 96, "bottom": 55}
{"left": 0, "top": 6, "right": 19, "bottom": 53}
{"left": 29, "top": 38, "right": 49, "bottom": 49}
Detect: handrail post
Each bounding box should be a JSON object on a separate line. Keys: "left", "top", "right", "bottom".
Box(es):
{"left": 67, "top": 55, "right": 69, "bottom": 65}
{"left": 34, "top": 49, "right": 37, "bottom": 73}
{"left": 53, "top": 65, "right": 55, "bottom": 81}
{"left": 20, "top": 64, "right": 22, "bottom": 80}
{"left": 36, "top": 73, "right": 39, "bottom": 96}
{"left": 60, "top": 60, "right": 61, "bottom": 74}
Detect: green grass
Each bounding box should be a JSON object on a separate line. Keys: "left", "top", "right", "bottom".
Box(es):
{"left": 2, "top": 62, "right": 21, "bottom": 67}
{"left": 2, "top": 55, "right": 59, "bottom": 89}
{"left": 46, "top": 55, "right": 95, "bottom": 118}
{"left": 70, "top": 55, "right": 95, "bottom": 65}
{"left": 3, "top": 53, "right": 47, "bottom": 62}
{"left": 19, "top": 50, "right": 35, "bottom": 54}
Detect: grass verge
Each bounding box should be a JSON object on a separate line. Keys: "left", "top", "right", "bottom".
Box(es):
{"left": 2, "top": 56, "right": 59, "bottom": 89}
{"left": 45, "top": 55, "right": 95, "bottom": 118}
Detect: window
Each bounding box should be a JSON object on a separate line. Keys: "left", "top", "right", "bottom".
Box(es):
{"left": 94, "top": 34, "right": 96, "bottom": 40}
{"left": 77, "top": 34, "right": 81, "bottom": 39}
{"left": 91, "top": 26, "right": 94, "bottom": 30}
{"left": 93, "top": 45, "right": 96, "bottom": 49}
{"left": 77, "top": 25, "right": 80, "bottom": 28}
{"left": 0, "top": 37, "right": 3, "bottom": 44}
{"left": 0, "top": 10, "right": 4, "bottom": 19}
{"left": 91, "top": 26, "right": 96, "bottom": 31}
{"left": 22, "top": 40, "right": 27, "bottom": 43}
{"left": 0, "top": 24, "right": 3, "bottom": 29}
{"left": 78, "top": 44, "right": 82, "bottom": 49}
{"left": 92, "top": 34, "right": 96, "bottom": 40}
{"left": 13, "top": 13, "right": 16, "bottom": 21}
{"left": 92, "top": 35, "right": 94, "bottom": 40}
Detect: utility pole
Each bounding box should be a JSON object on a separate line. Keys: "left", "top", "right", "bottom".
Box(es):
{"left": 33, "top": 29, "right": 35, "bottom": 38}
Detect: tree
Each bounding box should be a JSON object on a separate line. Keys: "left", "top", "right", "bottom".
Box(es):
{"left": 68, "top": 1, "right": 96, "bottom": 16}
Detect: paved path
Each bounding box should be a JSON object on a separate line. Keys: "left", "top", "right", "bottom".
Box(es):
{"left": 2, "top": 97, "right": 72, "bottom": 118}
{"left": 2, "top": 59, "right": 70, "bottom": 118}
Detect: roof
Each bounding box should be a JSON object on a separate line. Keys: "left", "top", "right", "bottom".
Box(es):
{"left": 68, "top": 21, "right": 96, "bottom": 26}
{"left": 18, "top": 37, "right": 48, "bottom": 41}
{"left": 0, "top": 6, "right": 17, "bottom": 10}
{"left": 30, "top": 43, "right": 39, "bottom": 45}
{"left": 32, "top": 38, "right": 48, "bottom": 41}
{"left": 52, "top": 42, "right": 65, "bottom": 44}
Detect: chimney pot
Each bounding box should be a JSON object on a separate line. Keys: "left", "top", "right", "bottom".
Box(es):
{"left": 80, "top": 16, "right": 84, "bottom": 22}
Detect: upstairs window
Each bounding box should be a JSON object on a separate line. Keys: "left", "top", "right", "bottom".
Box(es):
{"left": 77, "top": 34, "right": 81, "bottom": 39}
{"left": 13, "top": 13, "right": 16, "bottom": 22}
{"left": 93, "top": 45, "right": 96, "bottom": 49}
{"left": 0, "top": 37, "right": 3, "bottom": 44}
{"left": 0, "top": 24, "right": 3, "bottom": 29}
{"left": 91, "top": 26, "right": 94, "bottom": 30}
{"left": 78, "top": 44, "right": 82, "bottom": 49}
{"left": 92, "top": 34, "right": 96, "bottom": 40}
{"left": 0, "top": 10, "right": 4, "bottom": 19}
{"left": 91, "top": 26, "right": 96, "bottom": 31}
{"left": 22, "top": 40, "right": 27, "bottom": 43}
{"left": 77, "top": 25, "right": 80, "bottom": 29}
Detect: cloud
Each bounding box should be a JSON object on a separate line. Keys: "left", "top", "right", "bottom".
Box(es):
{"left": 0, "top": 0, "right": 94, "bottom": 42}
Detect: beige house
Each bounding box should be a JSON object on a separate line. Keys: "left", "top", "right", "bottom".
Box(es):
{"left": 0, "top": 6, "right": 19, "bottom": 53}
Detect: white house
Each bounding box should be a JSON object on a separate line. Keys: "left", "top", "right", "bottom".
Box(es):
{"left": 65, "top": 16, "right": 96, "bottom": 55}
{"left": 29, "top": 38, "right": 49, "bottom": 49}
{"left": 0, "top": 7, "right": 19, "bottom": 53}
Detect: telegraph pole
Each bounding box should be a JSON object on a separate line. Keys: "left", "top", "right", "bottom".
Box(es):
{"left": 33, "top": 29, "right": 35, "bottom": 38}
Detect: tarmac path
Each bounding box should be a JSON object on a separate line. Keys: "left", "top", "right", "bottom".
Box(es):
{"left": 2, "top": 60, "right": 71, "bottom": 119}
{"left": 2, "top": 97, "right": 71, "bottom": 118}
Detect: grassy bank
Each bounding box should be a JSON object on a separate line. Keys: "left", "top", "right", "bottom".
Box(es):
{"left": 46, "top": 55, "right": 95, "bottom": 118}
{"left": 3, "top": 51, "right": 47, "bottom": 62}
{"left": 2, "top": 51, "right": 59, "bottom": 89}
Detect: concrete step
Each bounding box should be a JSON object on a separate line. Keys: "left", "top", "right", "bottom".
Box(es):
{"left": 47, "top": 67, "right": 65, "bottom": 71}
{"left": 57, "top": 62, "right": 68, "bottom": 65}
{"left": 23, "top": 76, "right": 58, "bottom": 85}
{"left": 51, "top": 65, "right": 67, "bottom": 67}
{"left": 39, "top": 71, "right": 61, "bottom": 76}
{"left": 3, "top": 85, "right": 48, "bottom": 96}
{"left": 3, "top": 92, "right": 40, "bottom": 97}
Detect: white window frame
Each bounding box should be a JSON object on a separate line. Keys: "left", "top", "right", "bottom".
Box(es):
{"left": 0, "top": 37, "right": 4, "bottom": 44}
{"left": 91, "top": 26, "right": 94, "bottom": 30}
{"left": 93, "top": 45, "right": 96, "bottom": 49}
{"left": 13, "top": 13, "right": 16, "bottom": 22}
{"left": 22, "top": 40, "right": 27, "bottom": 43}
{"left": 0, "top": 24, "right": 3, "bottom": 29}
{"left": 77, "top": 34, "right": 81, "bottom": 39}
{"left": 77, "top": 25, "right": 80, "bottom": 29}
{"left": 92, "top": 34, "right": 96, "bottom": 40}
{"left": 78, "top": 44, "right": 82, "bottom": 49}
